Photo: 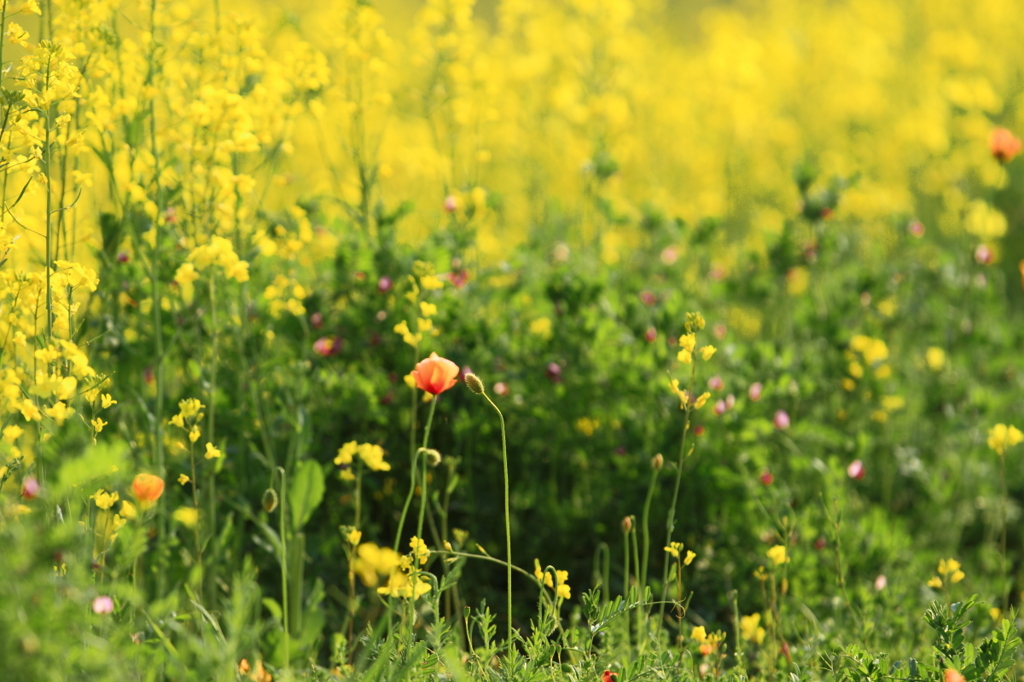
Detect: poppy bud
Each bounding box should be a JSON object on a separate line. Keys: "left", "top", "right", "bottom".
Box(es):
{"left": 262, "top": 489, "right": 279, "bottom": 513}
{"left": 651, "top": 453, "right": 664, "bottom": 470}
{"left": 424, "top": 448, "right": 442, "bottom": 467}
{"left": 464, "top": 373, "right": 485, "bottom": 395}
{"left": 621, "top": 516, "right": 633, "bottom": 533}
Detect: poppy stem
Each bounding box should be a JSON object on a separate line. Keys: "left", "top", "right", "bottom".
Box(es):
{"left": 394, "top": 396, "right": 435, "bottom": 553}
{"left": 415, "top": 396, "right": 438, "bottom": 546}
{"left": 480, "top": 392, "right": 513, "bottom": 649}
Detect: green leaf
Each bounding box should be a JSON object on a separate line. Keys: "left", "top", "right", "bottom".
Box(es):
{"left": 288, "top": 459, "right": 325, "bottom": 532}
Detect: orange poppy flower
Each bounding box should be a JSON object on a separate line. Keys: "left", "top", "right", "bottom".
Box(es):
{"left": 412, "top": 352, "right": 460, "bottom": 395}
{"left": 990, "top": 127, "right": 1021, "bottom": 163}
{"left": 131, "top": 473, "right": 165, "bottom": 510}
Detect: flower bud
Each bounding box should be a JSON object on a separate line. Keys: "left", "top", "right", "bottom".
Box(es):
{"left": 748, "top": 382, "right": 763, "bottom": 402}
{"left": 464, "top": 373, "right": 485, "bottom": 395}
{"left": 21, "top": 476, "right": 39, "bottom": 500}
{"left": 621, "top": 516, "right": 633, "bottom": 533}
{"left": 651, "top": 453, "right": 664, "bottom": 470}
{"left": 773, "top": 410, "right": 790, "bottom": 430}
{"left": 262, "top": 488, "right": 279, "bottom": 513}
{"left": 424, "top": 448, "right": 442, "bottom": 467}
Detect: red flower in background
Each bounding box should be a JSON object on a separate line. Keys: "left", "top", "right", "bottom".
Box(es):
{"left": 990, "top": 127, "right": 1021, "bottom": 163}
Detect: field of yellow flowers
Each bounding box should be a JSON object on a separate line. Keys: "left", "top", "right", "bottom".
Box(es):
{"left": 2, "top": 0, "right": 1024, "bottom": 680}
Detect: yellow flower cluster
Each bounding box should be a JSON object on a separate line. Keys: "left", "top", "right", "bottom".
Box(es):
{"left": 664, "top": 542, "right": 696, "bottom": 566}
{"left": 334, "top": 441, "right": 391, "bottom": 481}
{"left": 533, "top": 558, "right": 571, "bottom": 600}
{"left": 350, "top": 537, "right": 432, "bottom": 599}
{"left": 927, "top": 558, "right": 966, "bottom": 588}
{"left": 988, "top": 424, "right": 1023, "bottom": 457}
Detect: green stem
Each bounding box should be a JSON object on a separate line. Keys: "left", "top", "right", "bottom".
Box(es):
{"left": 630, "top": 521, "right": 641, "bottom": 642}
{"left": 1000, "top": 454, "right": 1008, "bottom": 610}
{"left": 277, "top": 466, "right": 290, "bottom": 671}
{"left": 659, "top": 408, "right": 691, "bottom": 626}
{"left": 415, "top": 396, "right": 438, "bottom": 542}
{"left": 396, "top": 395, "right": 436, "bottom": 552}
{"left": 481, "top": 392, "right": 513, "bottom": 648}
{"left": 639, "top": 464, "right": 659, "bottom": 644}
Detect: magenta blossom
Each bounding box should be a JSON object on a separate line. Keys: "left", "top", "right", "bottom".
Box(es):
{"left": 21, "top": 476, "right": 40, "bottom": 500}
{"left": 773, "top": 410, "right": 790, "bottom": 430}
{"left": 92, "top": 596, "right": 114, "bottom": 615}
{"left": 312, "top": 336, "right": 340, "bottom": 357}
{"left": 847, "top": 459, "right": 865, "bottom": 480}
{"left": 748, "top": 382, "right": 763, "bottom": 402}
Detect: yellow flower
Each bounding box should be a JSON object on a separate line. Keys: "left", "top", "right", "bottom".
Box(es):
{"left": 100, "top": 394, "right": 117, "bottom": 409}
{"left": 927, "top": 576, "right": 943, "bottom": 589}
{"left": 20, "top": 399, "right": 42, "bottom": 422}
{"left": 358, "top": 443, "right": 390, "bottom": 471}
{"left": 691, "top": 625, "right": 708, "bottom": 643}
{"left": 669, "top": 379, "right": 690, "bottom": 409}
{"left": 555, "top": 570, "right": 571, "bottom": 600}
{"left": 529, "top": 317, "right": 553, "bottom": 339}
{"left": 988, "top": 424, "right": 1024, "bottom": 456}
{"left": 740, "top": 614, "right": 766, "bottom": 644}
{"left": 119, "top": 501, "right": 137, "bottom": 520}
{"left": 684, "top": 312, "right": 705, "bottom": 333}
{"left": 693, "top": 392, "right": 711, "bottom": 410}
{"left": 925, "top": 347, "right": 946, "bottom": 371}
{"left": 938, "top": 558, "right": 965, "bottom": 583}
{"left": 178, "top": 473, "right": 190, "bottom": 485}
{"left": 393, "top": 320, "right": 422, "bottom": 347}
{"left": 335, "top": 441, "right": 358, "bottom": 465}
{"left": 177, "top": 398, "right": 205, "bottom": 419}
{"left": 90, "top": 489, "right": 119, "bottom": 510}
{"left": 204, "top": 443, "right": 223, "bottom": 460}
{"left": 533, "top": 558, "right": 554, "bottom": 588}
{"left": 91, "top": 417, "right": 108, "bottom": 433}
{"left": 173, "top": 507, "right": 199, "bottom": 528}
{"left": 44, "top": 401, "right": 75, "bottom": 426}
{"left": 3, "top": 425, "right": 24, "bottom": 444}
{"left": 685, "top": 550, "right": 697, "bottom": 566}
{"left": 700, "top": 346, "right": 716, "bottom": 361}
{"left": 409, "top": 536, "right": 430, "bottom": 565}
{"left": 189, "top": 425, "right": 201, "bottom": 443}
{"left": 346, "top": 528, "right": 362, "bottom": 546}
{"left": 420, "top": 275, "right": 444, "bottom": 290}
{"left": 351, "top": 542, "right": 402, "bottom": 587}
{"left": 767, "top": 544, "right": 788, "bottom": 565}
{"left": 664, "top": 542, "right": 684, "bottom": 558}
{"left": 677, "top": 349, "right": 692, "bottom": 364}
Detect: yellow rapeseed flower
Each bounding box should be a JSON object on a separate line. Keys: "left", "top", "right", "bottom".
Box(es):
{"left": 767, "top": 544, "right": 788, "bottom": 565}
{"left": 988, "top": 424, "right": 1023, "bottom": 456}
